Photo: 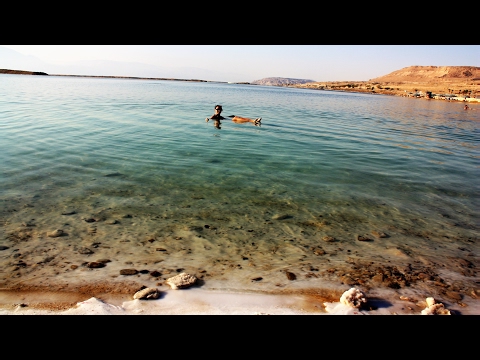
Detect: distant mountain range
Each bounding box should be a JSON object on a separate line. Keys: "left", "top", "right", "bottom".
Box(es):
{"left": 250, "top": 77, "right": 315, "bottom": 86}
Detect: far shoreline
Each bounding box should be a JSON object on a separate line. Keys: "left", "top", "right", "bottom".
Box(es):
{"left": 1, "top": 68, "right": 478, "bottom": 103}
{"left": 0, "top": 68, "right": 247, "bottom": 85}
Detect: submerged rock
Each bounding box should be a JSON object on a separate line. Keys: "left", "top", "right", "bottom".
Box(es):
{"left": 77, "top": 247, "right": 94, "bottom": 254}
{"left": 96, "top": 259, "right": 111, "bottom": 264}
{"left": 120, "top": 269, "right": 138, "bottom": 275}
{"left": 356, "top": 235, "right": 372, "bottom": 242}
{"left": 285, "top": 271, "right": 296, "bottom": 280}
{"left": 85, "top": 261, "right": 105, "bottom": 268}
{"left": 371, "top": 230, "right": 388, "bottom": 238}
{"left": 272, "top": 214, "right": 291, "bottom": 220}
{"left": 47, "top": 229, "right": 64, "bottom": 238}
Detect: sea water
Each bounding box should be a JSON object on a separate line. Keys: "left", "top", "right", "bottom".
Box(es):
{"left": 0, "top": 74, "right": 478, "bottom": 303}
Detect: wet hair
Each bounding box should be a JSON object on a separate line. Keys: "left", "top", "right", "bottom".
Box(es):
{"left": 215, "top": 105, "right": 223, "bottom": 111}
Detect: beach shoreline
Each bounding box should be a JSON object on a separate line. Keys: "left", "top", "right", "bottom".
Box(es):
{"left": 1, "top": 278, "right": 479, "bottom": 315}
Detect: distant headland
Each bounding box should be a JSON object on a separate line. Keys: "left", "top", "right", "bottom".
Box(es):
{"left": 0, "top": 69, "right": 48, "bottom": 76}
{"left": 0, "top": 68, "right": 216, "bottom": 83}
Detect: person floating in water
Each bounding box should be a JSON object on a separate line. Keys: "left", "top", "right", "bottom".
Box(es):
{"left": 464, "top": 104, "right": 470, "bottom": 110}
{"left": 206, "top": 105, "right": 261, "bottom": 126}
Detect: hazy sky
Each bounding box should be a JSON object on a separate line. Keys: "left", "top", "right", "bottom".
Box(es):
{"left": 1, "top": 45, "right": 479, "bottom": 83}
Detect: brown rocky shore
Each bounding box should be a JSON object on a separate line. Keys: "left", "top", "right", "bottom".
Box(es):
{"left": 286, "top": 66, "right": 480, "bottom": 102}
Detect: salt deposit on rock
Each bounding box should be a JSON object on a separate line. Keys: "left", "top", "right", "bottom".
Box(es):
{"left": 166, "top": 272, "right": 197, "bottom": 290}
{"left": 133, "top": 287, "right": 161, "bottom": 300}
{"left": 421, "top": 297, "right": 451, "bottom": 315}
{"left": 339, "top": 287, "right": 367, "bottom": 308}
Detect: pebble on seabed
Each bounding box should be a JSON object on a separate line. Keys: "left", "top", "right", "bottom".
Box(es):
{"left": 120, "top": 269, "right": 138, "bottom": 275}
{"left": 322, "top": 236, "right": 335, "bottom": 242}
{"left": 47, "top": 229, "right": 64, "bottom": 237}
{"left": 85, "top": 262, "right": 105, "bottom": 268}
{"left": 371, "top": 230, "right": 388, "bottom": 238}
{"left": 285, "top": 271, "right": 296, "bottom": 280}
{"left": 356, "top": 234, "right": 372, "bottom": 242}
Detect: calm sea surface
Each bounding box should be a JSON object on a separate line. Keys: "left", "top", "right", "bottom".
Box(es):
{"left": 1, "top": 74, "right": 479, "bottom": 305}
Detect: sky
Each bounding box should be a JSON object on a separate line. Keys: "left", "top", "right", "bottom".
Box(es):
{"left": 1, "top": 45, "right": 479, "bottom": 83}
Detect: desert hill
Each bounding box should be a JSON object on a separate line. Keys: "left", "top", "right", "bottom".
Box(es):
{"left": 290, "top": 66, "right": 480, "bottom": 98}
{"left": 370, "top": 66, "right": 480, "bottom": 82}
{"left": 251, "top": 77, "right": 315, "bottom": 86}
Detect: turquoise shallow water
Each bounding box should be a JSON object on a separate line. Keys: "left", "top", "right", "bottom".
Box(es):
{"left": 0, "top": 74, "right": 479, "bottom": 307}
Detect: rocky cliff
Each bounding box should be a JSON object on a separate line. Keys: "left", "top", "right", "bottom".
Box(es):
{"left": 289, "top": 66, "right": 479, "bottom": 99}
